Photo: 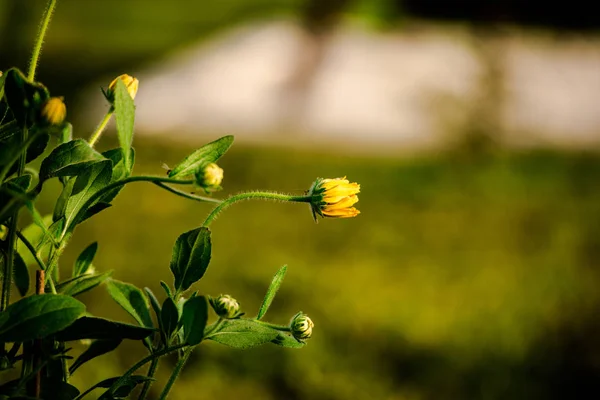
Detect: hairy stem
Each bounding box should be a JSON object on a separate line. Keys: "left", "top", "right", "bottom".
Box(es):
{"left": 137, "top": 357, "right": 160, "bottom": 400}
{"left": 202, "top": 191, "right": 312, "bottom": 228}
{"left": 88, "top": 111, "right": 113, "bottom": 147}
{"left": 28, "top": 0, "right": 58, "bottom": 81}
{"left": 158, "top": 348, "right": 193, "bottom": 400}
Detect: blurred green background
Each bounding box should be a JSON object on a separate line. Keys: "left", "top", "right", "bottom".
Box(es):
{"left": 3, "top": 0, "right": 600, "bottom": 399}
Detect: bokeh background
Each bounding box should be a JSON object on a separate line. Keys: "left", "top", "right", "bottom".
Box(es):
{"left": 2, "top": 0, "right": 600, "bottom": 399}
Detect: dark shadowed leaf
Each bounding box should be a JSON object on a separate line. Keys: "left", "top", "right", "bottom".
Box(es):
{"left": 13, "top": 251, "right": 29, "bottom": 297}
{"left": 97, "top": 375, "right": 153, "bottom": 399}
{"left": 170, "top": 227, "right": 211, "bottom": 292}
{"left": 271, "top": 332, "right": 306, "bottom": 349}
{"left": 181, "top": 296, "right": 208, "bottom": 346}
{"left": 73, "top": 242, "right": 98, "bottom": 277}
{"left": 0, "top": 294, "right": 85, "bottom": 342}
{"left": 160, "top": 297, "right": 179, "bottom": 342}
{"left": 70, "top": 339, "right": 122, "bottom": 374}
{"left": 55, "top": 316, "right": 155, "bottom": 341}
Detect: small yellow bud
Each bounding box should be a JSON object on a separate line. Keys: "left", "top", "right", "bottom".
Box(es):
{"left": 290, "top": 312, "right": 314, "bottom": 341}
{"left": 210, "top": 294, "right": 240, "bottom": 319}
{"left": 196, "top": 163, "right": 224, "bottom": 193}
{"left": 40, "top": 97, "right": 67, "bottom": 125}
{"left": 108, "top": 74, "right": 139, "bottom": 100}
{"left": 308, "top": 177, "right": 360, "bottom": 220}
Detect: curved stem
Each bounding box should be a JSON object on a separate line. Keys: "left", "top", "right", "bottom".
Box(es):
{"left": 158, "top": 348, "right": 193, "bottom": 400}
{"left": 15, "top": 231, "right": 47, "bottom": 271}
{"left": 153, "top": 182, "right": 222, "bottom": 204}
{"left": 94, "top": 343, "right": 188, "bottom": 400}
{"left": 202, "top": 191, "right": 312, "bottom": 228}
{"left": 28, "top": 0, "right": 58, "bottom": 81}
{"left": 88, "top": 111, "right": 113, "bottom": 147}
{"left": 137, "top": 357, "right": 160, "bottom": 400}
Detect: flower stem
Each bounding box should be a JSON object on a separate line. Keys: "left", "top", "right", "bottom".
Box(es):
{"left": 137, "top": 357, "right": 160, "bottom": 400}
{"left": 88, "top": 111, "right": 113, "bottom": 147}
{"left": 94, "top": 343, "right": 188, "bottom": 400}
{"left": 152, "top": 182, "right": 221, "bottom": 204}
{"left": 28, "top": 0, "right": 58, "bottom": 81}
{"left": 202, "top": 191, "right": 312, "bottom": 228}
{"left": 158, "top": 348, "right": 193, "bottom": 400}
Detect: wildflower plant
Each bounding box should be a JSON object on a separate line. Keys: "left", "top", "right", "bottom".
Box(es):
{"left": 0, "top": 1, "right": 359, "bottom": 399}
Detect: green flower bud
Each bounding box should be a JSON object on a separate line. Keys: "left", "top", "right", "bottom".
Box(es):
{"left": 290, "top": 312, "right": 314, "bottom": 341}
{"left": 195, "top": 162, "right": 224, "bottom": 193}
{"left": 210, "top": 294, "right": 240, "bottom": 319}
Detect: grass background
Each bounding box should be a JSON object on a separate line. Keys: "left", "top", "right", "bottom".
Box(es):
{"left": 30, "top": 136, "right": 600, "bottom": 399}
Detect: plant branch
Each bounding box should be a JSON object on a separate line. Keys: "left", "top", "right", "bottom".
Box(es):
{"left": 28, "top": 0, "right": 58, "bottom": 81}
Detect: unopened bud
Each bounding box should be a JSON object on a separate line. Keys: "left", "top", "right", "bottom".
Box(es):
{"left": 210, "top": 294, "right": 240, "bottom": 319}
{"left": 40, "top": 97, "right": 66, "bottom": 125}
{"left": 290, "top": 312, "right": 314, "bottom": 341}
{"left": 108, "top": 74, "right": 139, "bottom": 100}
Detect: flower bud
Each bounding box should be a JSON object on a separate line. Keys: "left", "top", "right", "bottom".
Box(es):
{"left": 290, "top": 312, "right": 314, "bottom": 341}
{"left": 210, "top": 294, "right": 240, "bottom": 319}
{"left": 40, "top": 97, "right": 66, "bottom": 125}
{"left": 308, "top": 177, "right": 360, "bottom": 221}
{"left": 196, "top": 163, "right": 224, "bottom": 193}
{"left": 108, "top": 74, "right": 139, "bottom": 100}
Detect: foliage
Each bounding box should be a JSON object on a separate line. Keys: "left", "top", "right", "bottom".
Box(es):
{"left": 0, "top": 2, "right": 352, "bottom": 398}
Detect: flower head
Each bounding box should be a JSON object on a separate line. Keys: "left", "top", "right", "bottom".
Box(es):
{"left": 196, "top": 163, "right": 224, "bottom": 193}
{"left": 210, "top": 294, "right": 240, "bottom": 319}
{"left": 308, "top": 177, "right": 360, "bottom": 220}
{"left": 40, "top": 97, "right": 66, "bottom": 125}
{"left": 290, "top": 312, "right": 314, "bottom": 341}
{"left": 107, "top": 74, "right": 139, "bottom": 100}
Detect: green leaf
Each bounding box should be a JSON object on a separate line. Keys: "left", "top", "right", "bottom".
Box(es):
{"left": 257, "top": 265, "right": 287, "bottom": 320}
{"left": 99, "top": 148, "right": 135, "bottom": 203}
{"left": 144, "top": 287, "right": 165, "bottom": 343}
{"left": 56, "top": 270, "right": 113, "bottom": 297}
{"left": 160, "top": 297, "right": 179, "bottom": 342}
{"left": 2, "top": 68, "right": 50, "bottom": 126}
{"left": 106, "top": 279, "right": 154, "bottom": 329}
{"left": 39, "top": 139, "right": 106, "bottom": 181}
{"left": 113, "top": 79, "right": 135, "bottom": 168}
{"left": 168, "top": 135, "right": 234, "bottom": 179}
{"left": 64, "top": 159, "right": 113, "bottom": 231}
{"left": 53, "top": 177, "right": 75, "bottom": 222}
{"left": 271, "top": 332, "right": 306, "bottom": 349}
{"left": 69, "top": 339, "right": 122, "bottom": 374}
{"left": 73, "top": 242, "right": 98, "bottom": 277}
{"left": 1, "top": 132, "right": 50, "bottom": 177}
{"left": 170, "top": 227, "right": 211, "bottom": 292}
{"left": 207, "top": 319, "right": 279, "bottom": 349}
{"left": 97, "top": 375, "right": 153, "bottom": 399}
{"left": 181, "top": 295, "right": 208, "bottom": 346}
{"left": 13, "top": 251, "right": 29, "bottom": 297}
{"left": 55, "top": 316, "right": 155, "bottom": 341}
{"left": 16, "top": 214, "right": 53, "bottom": 267}
{"left": 0, "top": 294, "right": 85, "bottom": 342}
{"left": 0, "top": 69, "right": 5, "bottom": 99}
{"left": 160, "top": 280, "right": 172, "bottom": 297}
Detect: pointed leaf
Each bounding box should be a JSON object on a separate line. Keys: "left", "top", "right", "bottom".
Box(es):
{"left": 168, "top": 135, "right": 234, "bottom": 179}
{"left": 207, "top": 319, "right": 279, "bottom": 349}
{"left": 69, "top": 339, "right": 122, "bottom": 374}
{"left": 181, "top": 295, "right": 208, "bottom": 346}
{"left": 257, "top": 265, "right": 287, "bottom": 320}
{"left": 97, "top": 375, "right": 153, "bottom": 399}
{"left": 160, "top": 297, "right": 179, "bottom": 342}
{"left": 64, "top": 159, "right": 113, "bottom": 231}
{"left": 39, "top": 139, "right": 106, "bottom": 181}
{"left": 55, "top": 316, "right": 155, "bottom": 341}
{"left": 53, "top": 177, "right": 76, "bottom": 222}
{"left": 0, "top": 294, "right": 86, "bottom": 342}
{"left": 73, "top": 242, "right": 98, "bottom": 277}
{"left": 57, "top": 270, "right": 113, "bottom": 297}
{"left": 13, "top": 251, "right": 29, "bottom": 297}
{"left": 170, "top": 227, "right": 211, "bottom": 292}
{"left": 113, "top": 79, "right": 135, "bottom": 168}
{"left": 106, "top": 279, "right": 153, "bottom": 328}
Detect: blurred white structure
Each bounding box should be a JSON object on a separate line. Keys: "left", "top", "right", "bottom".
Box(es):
{"left": 86, "top": 21, "right": 600, "bottom": 151}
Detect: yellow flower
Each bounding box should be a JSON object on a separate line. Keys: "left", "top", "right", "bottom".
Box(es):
{"left": 308, "top": 177, "right": 360, "bottom": 220}
{"left": 108, "top": 74, "right": 139, "bottom": 100}
{"left": 196, "top": 162, "right": 224, "bottom": 193}
{"left": 40, "top": 97, "right": 66, "bottom": 125}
